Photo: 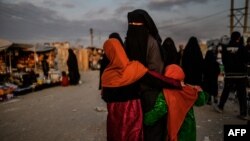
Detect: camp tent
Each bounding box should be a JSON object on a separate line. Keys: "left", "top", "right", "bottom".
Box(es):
{"left": 23, "top": 44, "right": 55, "bottom": 72}
{"left": 5, "top": 43, "right": 55, "bottom": 73}
{"left": 0, "top": 38, "right": 12, "bottom": 51}
{"left": 0, "top": 39, "right": 13, "bottom": 73}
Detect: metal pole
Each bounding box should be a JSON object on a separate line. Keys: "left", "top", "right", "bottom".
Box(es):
{"left": 230, "top": 0, "right": 234, "bottom": 34}
{"left": 244, "top": 0, "right": 249, "bottom": 33}
{"left": 90, "top": 28, "right": 93, "bottom": 46}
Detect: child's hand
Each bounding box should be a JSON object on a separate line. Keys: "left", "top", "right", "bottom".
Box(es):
{"left": 181, "top": 81, "right": 186, "bottom": 87}
{"left": 193, "top": 85, "right": 202, "bottom": 92}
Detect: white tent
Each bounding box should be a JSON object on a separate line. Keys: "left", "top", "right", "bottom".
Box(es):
{"left": 0, "top": 38, "right": 12, "bottom": 51}
{"left": 24, "top": 45, "right": 55, "bottom": 52}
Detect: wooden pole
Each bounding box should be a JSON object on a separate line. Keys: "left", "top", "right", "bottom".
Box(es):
{"left": 9, "top": 52, "right": 12, "bottom": 74}
{"left": 34, "top": 44, "right": 37, "bottom": 73}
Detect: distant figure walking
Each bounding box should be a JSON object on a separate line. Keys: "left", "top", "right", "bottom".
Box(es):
{"left": 203, "top": 50, "right": 220, "bottom": 105}
{"left": 42, "top": 55, "right": 49, "bottom": 79}
{"left": 67, "top": 48, "right": 80, "bottom": 85}
{"left": 215, "top": 31, "right": 248, "bottom": 120}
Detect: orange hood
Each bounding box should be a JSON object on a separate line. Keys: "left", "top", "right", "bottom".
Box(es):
{"left": 101, "top": 38, "right": 148, "bottom": 87}
{"left": 163, "top": 64, "right": 198, "bottom": 141}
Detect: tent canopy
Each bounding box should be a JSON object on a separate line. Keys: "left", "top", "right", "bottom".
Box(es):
{"left": 0, "top": 39, "right": 13, "bottom": 51}
{"left": 24, "top": 44, "right": 55, "bottom": 53}
{"left": 8, "top": 43, "right": 55, "bottom": 53}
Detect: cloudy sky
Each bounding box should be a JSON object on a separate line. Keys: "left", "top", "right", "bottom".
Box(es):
{"left": 0, "top": 0, "right": 248, "bottom": 47}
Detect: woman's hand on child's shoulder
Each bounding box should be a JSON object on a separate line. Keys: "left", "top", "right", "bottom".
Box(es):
{"left": 181, "top": 81, "right": 186, "bottom": 87}
{"left": 193, "top": 85, "right": 202, "bottom": 92}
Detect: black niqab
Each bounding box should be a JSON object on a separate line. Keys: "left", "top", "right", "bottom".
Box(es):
{"left": 125, "top": 9, "right": 162, "bottom": 66}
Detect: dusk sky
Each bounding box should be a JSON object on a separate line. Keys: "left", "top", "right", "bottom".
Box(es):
{"left": 0, "top": 0, "right": 248, "bottom": 47}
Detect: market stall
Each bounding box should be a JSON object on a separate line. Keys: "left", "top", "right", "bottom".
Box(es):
{"left": 87, "top": 46, "right": 103, "bottom": 70}
{"left": 0, "top": 38, "right": 14, "bottom": 101}
{"left": 0, "top": 38, "right": 13, "bottom": 74}
{"left": 0, "top": 43, "right": 61, "bottom": 99}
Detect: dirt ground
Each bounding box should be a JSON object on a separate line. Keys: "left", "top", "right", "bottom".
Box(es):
{"left": 0, "top": 71, "right": 248, "bottom": 141}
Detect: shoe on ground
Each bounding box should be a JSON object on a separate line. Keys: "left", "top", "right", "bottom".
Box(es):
{"left": 237, "top": 115, "right": 249, "bottom": 120}
{"left": 214, "top": 105, "right": 223, "bottom": 113}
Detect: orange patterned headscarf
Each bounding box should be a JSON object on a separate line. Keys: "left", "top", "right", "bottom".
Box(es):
{"left": 163, "top": 64, "right": 198, "bottom": 141}
{"left": 101, "top": 38, "right": 148, "bottom": 87}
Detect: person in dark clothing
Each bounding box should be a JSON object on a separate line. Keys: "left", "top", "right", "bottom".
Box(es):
{"left": 203, "top": 50, "right": 220, "bottom": 105}
{"left": 215, "top": 31, "right": 248, "bottom": 120}
{"left": 42, "top": 55, "right": 49, "bottom": 79}
{"left": 246, "top": 37, "right": 250, "bottom": 65}
{"left": 181, "top": 36, "right": 204, "bottom": 86}
{"left": 161, "top": 37, "right": 180, "bottom": 67}
{"left": 99, "top": 32, "right": 124, "bottom": 90}
{"left": 125, "top": 9, "right": 166, "bottom": 141}
{"left": 246, "top": 37, "right": 250, "bottom": 87}
{"left": 246, "top": 37, "right": 250, "bottom": 56}
{"left": 67, "top": 48, "right": 80, "bottom": 85}
{"left": 178, "top": 44, "right": 184, "bottom": 66}
{"left": 109, "top": 33, "right": 124, "bottom": 47}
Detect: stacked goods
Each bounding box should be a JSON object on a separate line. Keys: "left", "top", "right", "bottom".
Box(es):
{"left": 0, "top": 83, "right": 17, "bottom": 101}
{"left": 87, "top": 47, "right": 103, "bottom": 70}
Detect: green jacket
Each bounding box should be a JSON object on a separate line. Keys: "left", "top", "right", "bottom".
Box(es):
{"left": 144, "top": 91, "right": 208, "bottom": 141}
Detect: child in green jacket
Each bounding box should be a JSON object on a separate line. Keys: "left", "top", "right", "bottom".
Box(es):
{"left": 144, "top": 64, "right": 208, "bottom": 141}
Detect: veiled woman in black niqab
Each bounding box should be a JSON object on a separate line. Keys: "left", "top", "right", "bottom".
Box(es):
{"left": 182, "top": 36, "right": 204, "bottom": 85}
{"left": 67, "top": 48, "right": 80, "bottom": 85}
{"left": 161, "top": 37, "right": 180, "bottom": 67}
{"left": 125, "top": 9, "right": 166, "bottom": 141}
{"left": 125, "top": 9, "right": 163, "bottom": 66}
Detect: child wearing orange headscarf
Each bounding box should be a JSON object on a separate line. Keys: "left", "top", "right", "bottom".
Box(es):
{"left": 144, "top": 64, "right": 208, "bottom": 141}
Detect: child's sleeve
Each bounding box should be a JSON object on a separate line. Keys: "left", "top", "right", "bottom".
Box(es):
{"left": 194, "top": 91, "right": 209, "bottom": 106}
{"left": 144, "top": 92, "right": 168, "bottom": 126}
